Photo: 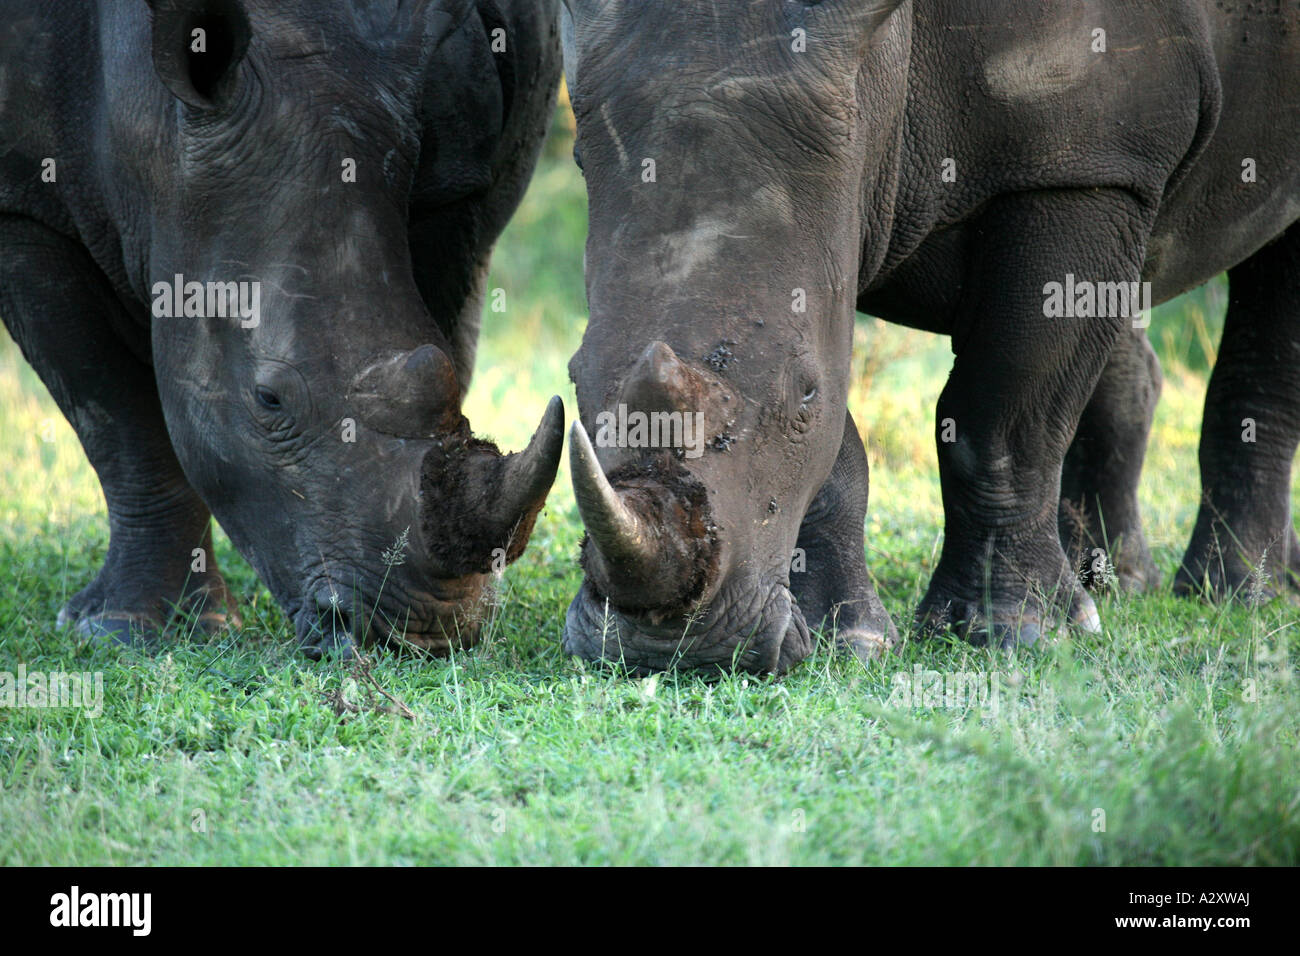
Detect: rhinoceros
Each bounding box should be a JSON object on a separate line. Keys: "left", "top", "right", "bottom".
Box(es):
{"left": 0, "top": 0, "right": 564, "bottom": 656}
{"left": 560, "top": 0, "right": 1300, "bottom": 673}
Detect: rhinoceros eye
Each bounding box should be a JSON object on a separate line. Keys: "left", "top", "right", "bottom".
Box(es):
{"left": 791, "top": 381, "right": 818, "bottom": 436}
{"left": 255, "top": 385, "right": 282, "bottom": 410}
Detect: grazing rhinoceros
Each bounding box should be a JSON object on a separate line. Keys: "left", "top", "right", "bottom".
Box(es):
{"left": 560, "top": 0, "right": 1300, "bottom": 673}
{"left": 0, "top": 0, "right": 564, "bottom": 656}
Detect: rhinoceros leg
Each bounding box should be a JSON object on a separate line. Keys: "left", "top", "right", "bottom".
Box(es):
{"left": 791, "top": 410, "right": 898, "bottom": 663}
{"left": 917, "top": 188, "right": 1153, "bottom": 646}
{"left": 1059, "top": 327, "right": 1162, "bottom": 593}
{"left": 1175, "top": 226, "right": 1300, "bottom": 602}
{"left": 0, "top": 216, "right": 239, "bottom": 645}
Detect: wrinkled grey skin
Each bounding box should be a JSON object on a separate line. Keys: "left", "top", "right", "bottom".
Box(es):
{"left": 0, "top": 0, "right": 563, "bottom": 656}
{"left": 562, "top": 0, "right": 1300, "bottom": 674}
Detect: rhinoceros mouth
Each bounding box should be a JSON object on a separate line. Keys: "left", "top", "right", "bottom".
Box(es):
{"left": 561, "top": 577, "right": 813, "bottom": 676}
{"left": 293, "top": 572, "right": 493, "bottom": 659}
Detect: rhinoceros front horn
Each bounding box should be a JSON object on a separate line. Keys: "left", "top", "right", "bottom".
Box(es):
{"left": 569, "top": 421, "right": 654, "bottom": 567}
{"left": 569, "top": 420, "right": 709, "bottom": 611}
{"left": 420, "top": 396, "right": 566, "bottom": 574}
{"left": 493, "top": 395, "right": 567, "bottom": 549}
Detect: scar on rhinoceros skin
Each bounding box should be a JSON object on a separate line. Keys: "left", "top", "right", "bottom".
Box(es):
{"left": 981, "top": 31, "right": 1094, "bottom": 105}
{"left": 600, "top": 101, "right": 629, "bottom": 169}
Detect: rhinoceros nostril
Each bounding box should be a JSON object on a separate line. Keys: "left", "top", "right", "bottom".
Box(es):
{"left": 317, "top": 589, "right": 352, "bottom": 627}
{"left": 296, "top": 588, "right": 356, "bottom": 661}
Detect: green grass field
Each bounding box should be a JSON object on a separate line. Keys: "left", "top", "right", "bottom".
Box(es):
{"left": 2, "top": 105, "right": 1298, "bottom": 865}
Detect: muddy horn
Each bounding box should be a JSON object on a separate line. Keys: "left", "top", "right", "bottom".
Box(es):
{"left": 420, "top": 396, "right": 565, "bottom": 574}
{"left": 570, "top": 420, "right": 655, "bottom": 566}
{"left": 569, "top": 420, "right": 711, "bottom": 610}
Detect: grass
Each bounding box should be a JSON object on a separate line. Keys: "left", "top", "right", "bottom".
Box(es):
{"left": 1, "top": 103, "right": 1298, "bottom": 865}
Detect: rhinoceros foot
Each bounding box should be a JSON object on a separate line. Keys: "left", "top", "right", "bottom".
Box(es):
{"left": 915, "top": 584, "right": 1101, "bottom": 650}
{"left": 1061, "top": 513, "right": 1161, "bottom": 596}
{"left": 56, "top": 573, "right": 241, "bottom": 649}
{"left": 833, "top": 627, "right": 897, "bottom": 665}
{"left": 1173, "top": 527, "right": 1300, "bottom": 606}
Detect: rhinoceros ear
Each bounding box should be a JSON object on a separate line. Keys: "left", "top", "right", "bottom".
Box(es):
{"left": 145, "top": 0, "right": 252, "bottom": 110}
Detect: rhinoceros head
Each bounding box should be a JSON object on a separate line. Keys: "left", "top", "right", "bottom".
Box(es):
{"left": 560, "top": 0, "right": 905, "bottom": 672}
{"left": 123, "top": 0, "right": 562, "bottom": 653}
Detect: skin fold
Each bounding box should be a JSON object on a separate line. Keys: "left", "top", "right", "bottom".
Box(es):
{"left": 561, "top": 0, "right": 1300, "bottom": 674}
